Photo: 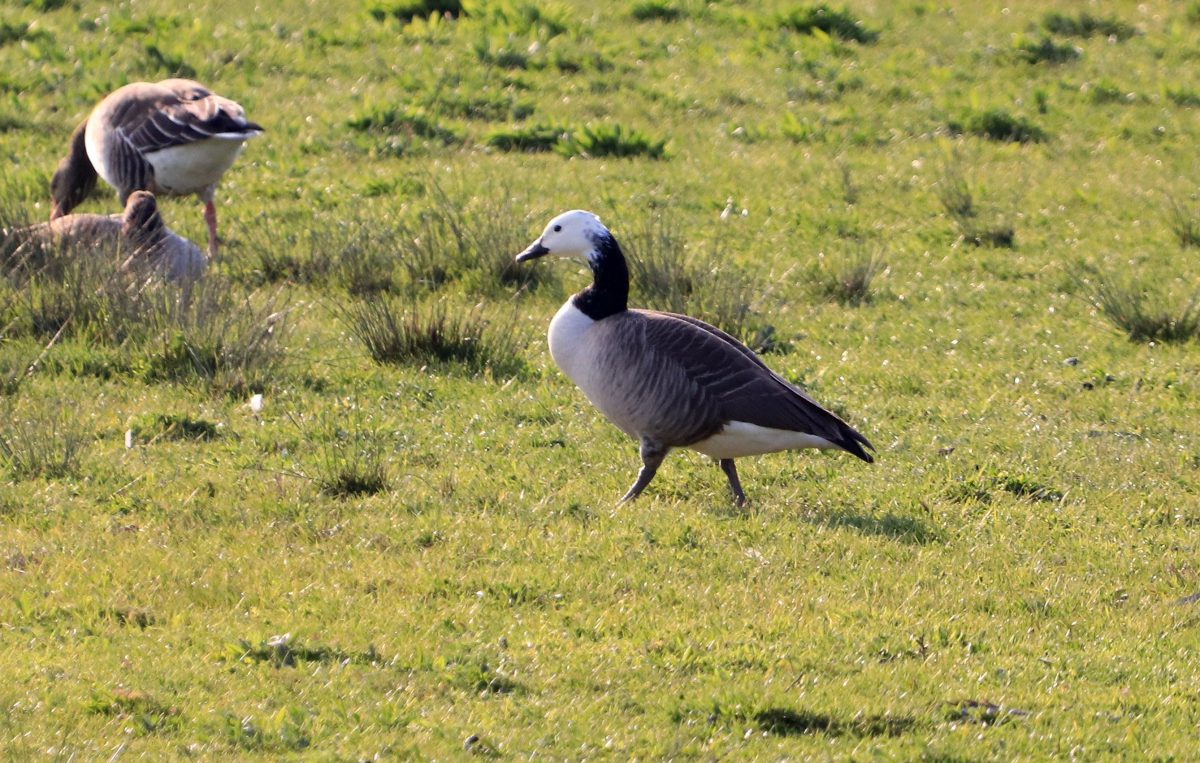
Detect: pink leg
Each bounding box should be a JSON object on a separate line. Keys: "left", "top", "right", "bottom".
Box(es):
{"left": 204, "top": 201, "right": 219, "bottom": 259}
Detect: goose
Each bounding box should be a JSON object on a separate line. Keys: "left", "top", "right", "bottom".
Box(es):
{"left": 50, "top": 78, "right": 263, "bottom": 259}
{"left": 10, "top": 190, "right": 206, "bottom": 282}
{"left": 516, "top": 210, "right": 874, "bottom": 506}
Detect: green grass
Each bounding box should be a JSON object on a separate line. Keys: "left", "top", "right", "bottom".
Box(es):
{"left": 1, "top": 0, "right": 1200, "bottom": 758}
{"left": 1042, "top": 11, "right": 1138, "bottom": 41}
{"left": 1075, "top": 266, "right": 1200, "bottom": 343}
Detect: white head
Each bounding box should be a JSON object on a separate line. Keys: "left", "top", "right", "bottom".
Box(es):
{"left": 516, "top": 209, "right": 612, "bottom": 266}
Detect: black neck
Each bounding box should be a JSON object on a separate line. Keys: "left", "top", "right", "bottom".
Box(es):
{"left": 571, "top": 233, "right": 629, "bottom": 320}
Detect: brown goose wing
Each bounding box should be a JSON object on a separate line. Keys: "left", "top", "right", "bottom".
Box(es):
{"left": 117, "top": 85, "right": 263, "bottom": 156}
{"left": 634, "top": 310, "right": 875, "bottom": 461}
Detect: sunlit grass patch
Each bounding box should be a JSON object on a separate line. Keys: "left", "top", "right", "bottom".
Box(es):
{"left": 483, "top": 0, "right": 575, "bottom": 37}
{"left": 420, "top": 85, "right": 534, "bottom": 122}
{"left": 1083, "top": 79, "right": 1135, "bottom": 105}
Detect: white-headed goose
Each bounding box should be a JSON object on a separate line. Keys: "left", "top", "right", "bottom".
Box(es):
{"left": 11, "top": 190, "right": 206, "bottom": 282}
{"left": 50, "top": 78, "right": 263, "bottom": 258}
{"left": 517, "top": 210, "right": 874, "bottom": 506}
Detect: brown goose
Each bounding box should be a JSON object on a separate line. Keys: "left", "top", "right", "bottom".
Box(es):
{"left": 517, "top": 210, "right": 874, "bottom": 506}
{"left": 10, "top": 190, "right": 206, "bottom": 282}
{"left": 50, "top": 78, "right": 262, "bottom": 258}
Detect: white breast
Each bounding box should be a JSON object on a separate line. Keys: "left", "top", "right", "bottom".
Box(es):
{"left": 547, "top": 300, "right": 599, "bottom": 387}
{"left": 144, "top": 139, "right": 248, "bottom": 195}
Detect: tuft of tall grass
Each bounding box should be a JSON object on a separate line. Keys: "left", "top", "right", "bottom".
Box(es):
{"left": 951, "top": 108, "right": 1047, "bottom": 143}
{"left": 333, "top": 297, "right": 527, "bottom": 377}
{"left": 482, "top": 0, "right": 574, "bottom": 37}
{"left": 347, "top": 105, "right": 462, "bottom": 150}
{"left": 308, "top": 410, "right": 392, "bottom": 499}
{"left": 1166, "top": 197, "right": 1200, "bottom": 248}
{"left": 556, "top": 123, "right": 667, "bottom": 159}
{"left": 396, "top": 180, "right": 555, "bottom": 294}
{"left": 777, "top": 4, "right": 879, "bottom": 43}
{"left": 486, "top": 123, "right": 569, "bottom": 152}
{"left": 3, "top": 234, "right": 293, "bottom": 394}
{"left": 623, "top": 213, "right": 768, "bottom": 344}
{"left": 811, "top": 248, "right": 885, "bottom": 306}
{"left": 128, "top": 412, "right": 221, "bottom": 443}
{"left": 935, "top": 161, "right": 1016, "bottom": 248}
{"left": 1014, "top": 36, "right": 1081, "bottom": 65}
{"left": 134, "top": 284, "right": 293, "bottom": 396}
{"left": 1042, "top": 11, "right": 1136, "bottom": 41}
{"left": 1166, "top": 87, "right": 1200, "bottom": 108}
{"left": 368, "top": 0, "right": 464, "bottom": 23}
{"left": 1074, "top": 266, "right": 1200, "bottom": 343}
{"left": 233, "top": 216, "right": 405, "bottom": 294}
{"left": 631, "top": 1, "right": 683, "bottom": 22}
{"left": 0, "top": 398, "right": 90, "bottom": 480}
{"left": 237, "top": 188, "right": 552, "bottom": 297}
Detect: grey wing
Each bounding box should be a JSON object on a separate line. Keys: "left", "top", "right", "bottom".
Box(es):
{"left": 638, "top": 312, "right": 875, "bottom": 461}
{"left": 123, "top": 96, "right": 262, "bottom": 155}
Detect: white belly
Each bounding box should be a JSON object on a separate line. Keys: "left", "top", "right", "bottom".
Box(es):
{"left": 145, "top": 139, "right": 248, "bottom": 195}
{"left": 690, "top": 421, "right": 836, "bottom": 459}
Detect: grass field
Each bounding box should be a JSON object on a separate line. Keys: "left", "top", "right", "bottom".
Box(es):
{"left": 2, "top": 0, "right": 1200, "bottom": 758}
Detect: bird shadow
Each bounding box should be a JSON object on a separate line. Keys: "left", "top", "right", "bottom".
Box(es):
{"left": 805, "top": 507, "right": 942, "bottom": 545}
{"left": 752, "top": 706, "right": 917, "bottom": 738}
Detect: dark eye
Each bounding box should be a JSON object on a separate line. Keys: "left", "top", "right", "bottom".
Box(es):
{"left": 552, "top": 224, "right": 562, "bottom": 232}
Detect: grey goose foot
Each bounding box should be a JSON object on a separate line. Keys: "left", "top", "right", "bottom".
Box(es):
{"left": 618, "top": 437, "right": 668, "bottom": 504}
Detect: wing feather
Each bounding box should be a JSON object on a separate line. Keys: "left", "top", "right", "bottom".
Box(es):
{"left": 632, "top": 310, "right": 874, "bottom": 460}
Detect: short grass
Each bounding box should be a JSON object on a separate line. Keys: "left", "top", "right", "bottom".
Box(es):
{"left": 2, "top": 0, "right": 1200, "bottom": 759}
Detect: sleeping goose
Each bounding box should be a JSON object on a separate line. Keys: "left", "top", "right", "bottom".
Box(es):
{"left": 50, "top": 78, "right": 263, "bottom": 258}
{"left": 517, "top": 209, "right": 874, "bottom": 506}
{"left": 10, "top": 190, "right": 206, "bottom": 282}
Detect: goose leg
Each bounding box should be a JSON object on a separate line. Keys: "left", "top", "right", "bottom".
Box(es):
{"left": 719, "top": 458, "right": 747, "bottom": 507}
{"left": 204, "top": 200, "right": 219, "bottom": 259}
{"left": 618, "top": 437, "right": 668, "bottom": 504}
